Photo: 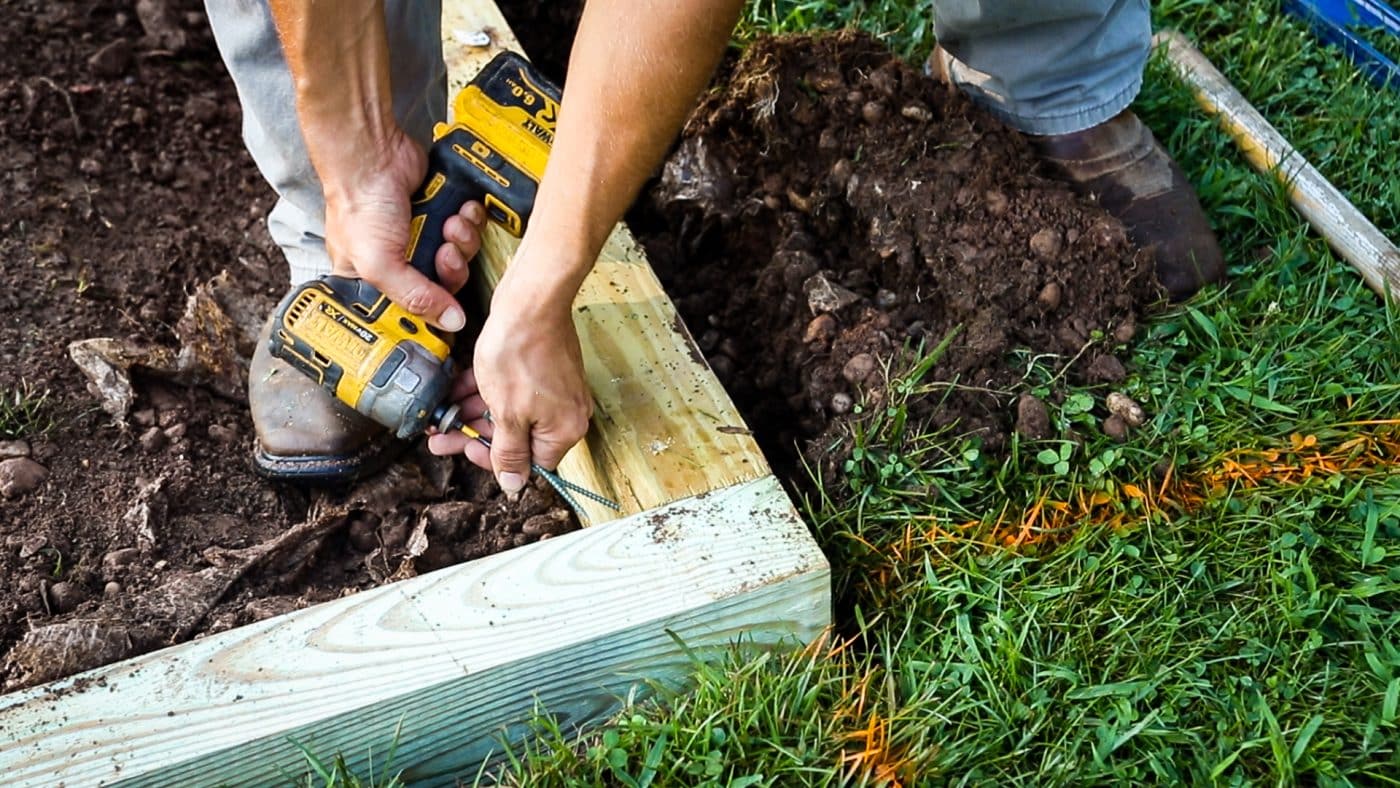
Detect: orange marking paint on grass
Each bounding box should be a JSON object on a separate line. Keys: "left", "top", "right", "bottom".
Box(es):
{"left": 840, "top": 711, "right": 915, "bottom": 787}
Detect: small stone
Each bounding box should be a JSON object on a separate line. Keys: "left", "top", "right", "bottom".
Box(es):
{"left": 0, "top": 440, "right": 30, "bottom": 459}
{"left": 874, "top": 289, "right": 899, "bottom": 309}
{"left": 1113, "top": 316, "right": 1136, "bottom": 344}
{"left": 900, "top": 102, "right": 932, "bottom": 122}
{"left": 804, "top": 272, "right": 861, "bottom": 315}
{"left": 87, "top": 38, "right": 132, "bottom": 78}
{"left": 1037, "top": 282, "right": 1063, "bottom": 312}
{"left": 102, "top": 548, "right": 141, "bottom": 576}
{"left": 103, "top": 581, "right": 122, "bottom": 597}
{"left": 163, "top": 422, "right": 187, "bottom": 441}
{"left": 1029, "top": 228, "right": 1064, "bottom": 261}
{"left": 803, "top": 314, "right": 837, "bottom": 345}
{"left": 1103, "top": 414, "right": 1129, "bottom": 442}
{"left": 1087, "top": 354, "right": 1127, "bottom": 383}
{"left": 522, "top": 510, "right": 572, "bottom": 538}
{"left": 48, "top": 581, "right": 86, "bottom": 614}
{"left": 830, "top": 158, "right": 853, "bottom": 188}
{"left": 207, "top": 423, "right": 238, "bottom": 444}
{"left": 138, "top": 426, "right": 165, "bottom": 452}
{"left": 841, "top": 353, "right": 878, "bottom": 385}
{"left": 132, "top": 408, "right": 157, "bottom": 427}
{"left": 1106, "top": 392, "right": 1147, "bottom": 427}
{"left": 0, "top": 458, "right": 49, "bottom": 498}
{"left": 19, "top": 534, "right": 47, "bottom": 559}
{"left": 861, "top": 101, "right": 886, "bottom": 125}
{"left": 1015, "top": 394, "right": 1052, "bottom": 440}
{"left": 830, "top": 392, "right": 854, "bottom": 415}
{"left": 985, "top": 190, "right": 1009, "bottom": 216}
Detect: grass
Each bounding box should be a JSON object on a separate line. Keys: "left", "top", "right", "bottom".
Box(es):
{"left": 0, "top": 383, "right": 55, "bottom": 441}
{"left": 314, "top": 0, "right": 1400, "bottom": 784}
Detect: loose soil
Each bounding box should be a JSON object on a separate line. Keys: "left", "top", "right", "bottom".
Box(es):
{"left": 1, "top": 3, "right": 1158, "bottom": 694}
{"left": 634, "top": 33, "right": 1158, "bottom": 478}
{"left": 0, "top": 0, "right": 573, "bottom": 693}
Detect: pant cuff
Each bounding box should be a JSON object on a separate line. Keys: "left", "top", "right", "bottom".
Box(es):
{"left": 958, "top": 74, "right": 1142, "bottom": 136}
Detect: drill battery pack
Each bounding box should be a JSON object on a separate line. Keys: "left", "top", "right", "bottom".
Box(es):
{"left": 269, "top": 52, "right": 562, "bottom": 440}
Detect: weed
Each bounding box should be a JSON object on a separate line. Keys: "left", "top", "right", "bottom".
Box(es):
{"left": 0, "top": 383, "right": 55, "bottom": 440}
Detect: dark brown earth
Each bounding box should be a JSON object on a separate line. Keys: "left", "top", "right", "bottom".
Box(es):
{"left": 633, "top": 33, "right": 1158, "bottom": 478}
{"left": 0, "top": 0, "right": 573, "bottom": 692}
{"left": 1, "top": 3, "right": 1158, "bottom": 693}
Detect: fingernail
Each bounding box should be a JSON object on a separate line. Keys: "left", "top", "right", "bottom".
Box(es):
{"left": 441, "top": 304, "right": 466, "bottom": 332}
{"left": 498, "top": 471, "right": 526, "bottom": 496}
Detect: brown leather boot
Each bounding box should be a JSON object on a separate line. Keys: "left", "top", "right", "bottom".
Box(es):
{"left": 926, "top": 48, "right": 1226, "bottom": 301}
{"left": 1029, "top": 110, "right": 1226, "bottom": 300}
{"left": 249, "top": 313, "right": 396, "bottom": 483}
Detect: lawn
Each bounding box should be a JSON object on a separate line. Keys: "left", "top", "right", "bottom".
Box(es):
{"left": 316, "top": 0, "right": 1400, "bottom": 784}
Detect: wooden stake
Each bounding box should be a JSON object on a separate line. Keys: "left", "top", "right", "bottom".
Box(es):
{"left": 1155, "top": 30, "right": 1400, "bottom": 299}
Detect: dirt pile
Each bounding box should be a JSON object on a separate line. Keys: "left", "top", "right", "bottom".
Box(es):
{"left": 634, "top": 32, "right": 1159, "bottom": 475}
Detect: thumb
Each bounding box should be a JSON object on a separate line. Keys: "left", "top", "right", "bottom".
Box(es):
{"left": 489, "top": 417, "right": 533, "bottom": 497}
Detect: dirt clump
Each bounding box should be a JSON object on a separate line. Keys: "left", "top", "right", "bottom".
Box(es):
{"left": 635, "top": 32, "right": 1158, "bottom": 477}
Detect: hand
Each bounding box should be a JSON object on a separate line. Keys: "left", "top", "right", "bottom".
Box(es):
{"left": 426, "top": 271, "right": 593, "bottom": 495}
{"left": 321, "top": 129, "right": 486, "bottom": 330}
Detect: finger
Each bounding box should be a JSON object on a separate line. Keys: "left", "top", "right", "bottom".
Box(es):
{"left": 435, "top": 241, "right": 471, "bottom": 294}
{"left": 488, "top": 416, "right": 533, "bottom": 497}
{"left": 449, "top": 368, "right": 480, "bottom": 402}
{"left": 461, "top": 200, "right": 486, "bottom": 227}
{"left": 458, "top": 393, "right": 489, "bottom": 421}
{"left": 361, "top": 260, "right": 465, "bottom": 333}
{"left": 530, "top": 413, "right": 590, "bottom": 471}
{"left": 426, "top": 430, "right": 492, "bottom": 470}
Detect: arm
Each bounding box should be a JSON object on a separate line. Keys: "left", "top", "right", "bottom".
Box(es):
{"left": 268, "top": 0, "right": 482, "bottom": 330}
{"left": 427, "top": 0, "right": 744, "bottom": 494}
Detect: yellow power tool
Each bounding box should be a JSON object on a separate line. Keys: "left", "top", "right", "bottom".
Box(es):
{"left": 268, "top": 53, "right": 617, "bottom": 513}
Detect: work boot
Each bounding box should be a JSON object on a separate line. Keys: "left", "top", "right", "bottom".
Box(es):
{"left": 926, "top": 48, "right": 1226, "bottom": 301}
{"left": 248, "top": 313, "right": 395, "bottom": 483}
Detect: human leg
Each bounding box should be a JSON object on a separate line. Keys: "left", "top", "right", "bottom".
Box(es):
{"left": 929, "top": 0, "right": 1224, "bottom": 299}
{"left": 205, "top": 0, "right": 446, "bottom": 481}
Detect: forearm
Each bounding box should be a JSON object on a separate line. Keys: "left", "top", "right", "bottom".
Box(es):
{"left": 504, "top": 0, "right": 744, "bottom": 307}
{"left": 267, "top": 0, "right": 400, "bottom": 201}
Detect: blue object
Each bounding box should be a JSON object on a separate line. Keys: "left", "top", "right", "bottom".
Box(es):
{"left": 1282, "top": 0, "right": 1400, "bottom": 90}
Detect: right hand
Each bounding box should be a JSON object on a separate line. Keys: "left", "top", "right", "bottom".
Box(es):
{"left": 321, "top": 129, "right": 485, "bottom": 330}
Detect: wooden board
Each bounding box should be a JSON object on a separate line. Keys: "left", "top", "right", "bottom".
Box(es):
{"left": 0, "top": 476, "right": 829, "bottom": 787}
{"left": 442, "top": 4, "right": 770, "bottom": 524}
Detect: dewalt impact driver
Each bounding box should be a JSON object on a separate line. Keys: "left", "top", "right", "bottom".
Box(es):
{"left": 268, "top": 53, "right": 617, "bottom": 513}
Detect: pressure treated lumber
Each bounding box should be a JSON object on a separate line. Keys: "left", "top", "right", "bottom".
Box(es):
{"left": 0, "top": 476, "right": 829, "bottom": 787}
{"left": 1156, "top": 30, "right": 1400, "bottom": 299}
{"left": 441, "top": 3, "right": 770, "bottom": 524}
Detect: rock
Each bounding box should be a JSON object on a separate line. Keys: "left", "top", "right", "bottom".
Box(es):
{"left": 102, "top": 548, "right": 141, "bottom": 576}
{"left": 138, "top": 426, "right": 165, "bottom": 452}
{"left": 1029, "top": 228, "right": 1064, "bottom": 261}
{"left": 207, "top": 423, "right": 238, "bottom": 444}
{"left": 47, "top": 582, "right": 86, "bottom": 614}
{"left": 1015, "top": 394, "right": 1052, "bottom": 440}
{"left": 900, "top": 102, "right": 933, "bottom": 122}
{"left": 132, "top": 408, "right": 157, "bottom": 427}
{"left": 1113, "top": 316, "right": 1136, "bottom": 344}
{"left": 0, "top": 458, "right": 49, "bottom": 498}
{"left": 803, "top": 314, "right": 837, "bottom": 345}
{"left": 985, "top": 190, "right": 1009, "bottom": 216}
{"left": 830, "top": 158, "right": 853, "bottom": 188}
{"left": 0, "top": 440, "right": 30, "bottom": 459}
{"left": 861, "top": 101, "right": 886, "bottom": 124}
{"left": 830, "top": 392, "right": 854, "bottom": 415}
{"left": 103, "top": 581, "right": 122, "bottom": 598}
{"left": 1106, "top": 392, "right": 1147, "bottom": 427}
{"left": 19, "top": 534, "right": 47, "bottom": 559}
{"left": 804, "top": 272, "right": 861, "bottom": 315}
{"left": 1103, "top": 414, "right": 1129, "bottom": 442}
{"left": 521, "top": 510, "right": 572, "bottom": 538}
{"left": 875, "top": 289, "right": 899, "bottom": 309}
{"left": 1087, "top": 354, "right": 1127, "bottom": 383}
{"left": 87, "top": 38, "right": 132, "bottom": 78}
{"left": 162, "top": 422, "right": 187, "bottom": 441}
{"left": 841, "top": 353, "right": 878, "bottom": 385}
{"left": 1037, "top": 282, "right": 1062, "bottom": 312}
